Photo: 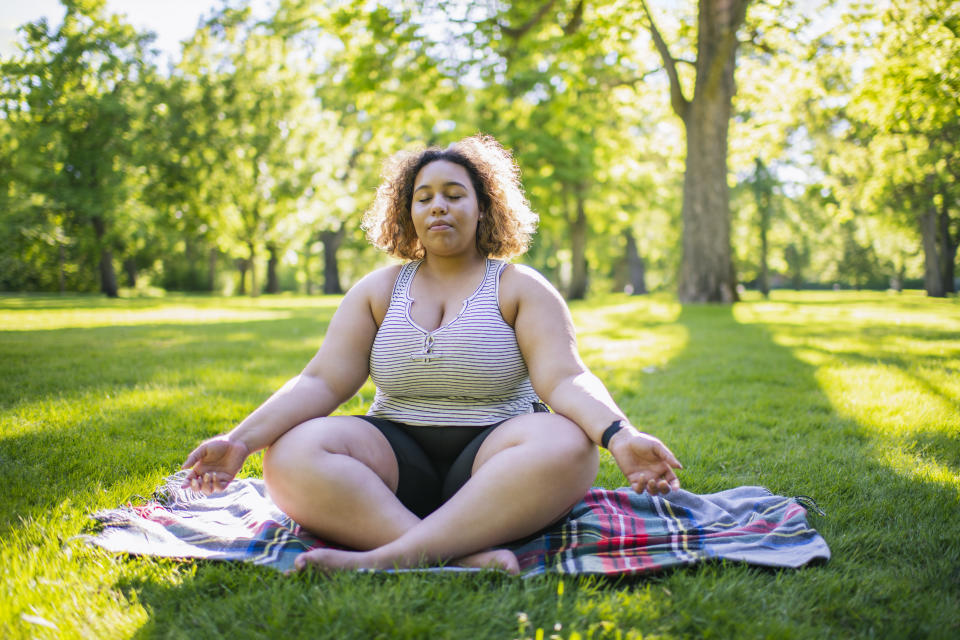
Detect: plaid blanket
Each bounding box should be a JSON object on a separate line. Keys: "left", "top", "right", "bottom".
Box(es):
{"left": 87, "top": 472, "right": 829, "bottom": 575}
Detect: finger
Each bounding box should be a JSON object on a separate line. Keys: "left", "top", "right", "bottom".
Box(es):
{"left": 656, "top": 444, "right": 683, "bottom": 470}
{"left": 203, "top": 472, "right": 216, "bottom": 494}
{"left": 181, "top": 445, "right": 205, "bottom": 470}
{"left": 646, "top": 477, "right": 659, "bottom": 495}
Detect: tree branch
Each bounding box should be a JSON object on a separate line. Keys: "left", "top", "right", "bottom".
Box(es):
{"left": 499, "top": 0, "right": 558, "bottom": 41}
{"left": 563, "top": 0, "right": 585, "bottom": 36}
{"left": 702, "top": 0, "right": 751, "bottom": 101}
{"left": 639, "top": 0, "right": 689, "bottom": 120}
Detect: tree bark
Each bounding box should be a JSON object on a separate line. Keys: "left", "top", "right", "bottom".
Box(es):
{"left": 248, "top": 242, "right": 259, "bottom": 297}
{"left": 91, "top": 215, "right": 118, "bottom": 298}
{"left": 123, "top": 257, "right": 137, "bottom": 288}
{"left": 303, "top": 241, "right": 315, "bottom": 295}
{"left": 58, "top": 242, "right": 66, "bottom": 294}
{"left": 265, "top": 243, "right": 280, "bottom": 294}
{"left": 568, "top": 190, "right": 589, "bottom": 300}
{"left": 208, "top": 248, "right": 218, "bottom": 293}
{"left": 625, "top": 228, "right": 648, "bottom": 295}
{"left": 320, "top": 228, "right": 345, "bottom": 295}
{"left": 939, "top": 196, "right": 956, "bottom": 294}
{"left": 920, "top": 206, "right": 945, "bottom": 297}
{"left": 99, "top": 249, "right": 118, "bottom": 297}
{"left": 236, "top": 258, "right": 248, "bottom": 296}
{"left": 643, "top": 0, "right": 747, "bottom": 303}
{"left": 679, "top": 97, "right": 738, "bottom": 302}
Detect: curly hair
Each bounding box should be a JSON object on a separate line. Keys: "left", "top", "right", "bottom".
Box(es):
{"left": 362, "top": 134, "right": 538, "bottom": 260}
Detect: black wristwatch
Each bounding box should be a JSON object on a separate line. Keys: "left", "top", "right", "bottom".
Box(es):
{"left": 600, "top": 419, "right": 626, "bottom": 449}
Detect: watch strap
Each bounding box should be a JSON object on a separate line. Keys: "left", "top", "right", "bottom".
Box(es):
{"left": 600, "top": 419, "right": 625, "bottom": 449}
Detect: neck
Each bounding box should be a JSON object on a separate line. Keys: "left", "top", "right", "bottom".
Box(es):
{"left": 420, "top": 251, "right": 486, "bottom": 278}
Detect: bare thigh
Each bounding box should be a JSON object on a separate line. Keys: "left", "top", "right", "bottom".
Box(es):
{"left": 262, "top": 416, "right": 414, "bottom": 547}
{"left": 263, "top": 415, "right": 399, "bottom": 491}
{"left": 472, "top": 411, "right": 598, "bottom": 478}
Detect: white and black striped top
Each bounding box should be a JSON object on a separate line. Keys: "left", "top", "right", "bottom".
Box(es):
{"left": 367, "top": 258, "right": 539, "bottom": 426}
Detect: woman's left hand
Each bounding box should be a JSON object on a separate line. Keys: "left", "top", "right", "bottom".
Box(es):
{"left": 608, "top": 428, "right": 683, "bottom": 495}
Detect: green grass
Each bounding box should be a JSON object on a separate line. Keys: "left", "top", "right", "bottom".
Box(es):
{"left": 1, "top": 290, "right": 958, "bottom": 639}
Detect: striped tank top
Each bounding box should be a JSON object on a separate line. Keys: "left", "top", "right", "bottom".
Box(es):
{"left": 367, "top": 258, "right": 539, "bottom": 427}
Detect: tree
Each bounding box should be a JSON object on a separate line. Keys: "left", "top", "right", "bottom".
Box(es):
{"left": 640, "top": 0, "right": 750, "bottom": 302}
{"left": 801, "top": 0, "right": 959, "bottom": 296}
{"left": 745, "top": 156, "right": 776, "bottom": 297}
{"left": 170, "top": 3, "right": 346, "bottom": 296}
{"left": 1, "top": 0, "right": 156, "bottom": 296}
{"left": 847, "top": 0, "right": 959, "bottom": 296}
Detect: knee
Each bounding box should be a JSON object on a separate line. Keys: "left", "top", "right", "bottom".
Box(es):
{"left": 262, "top": 419, "right": 331, "bottom": 483}
{"left": 536, "top": 416, "right": 599, "bottom": 471}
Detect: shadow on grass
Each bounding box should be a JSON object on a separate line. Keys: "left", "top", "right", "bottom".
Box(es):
{"left": 0, "top": 307, "right": 339, "bottom": 537}
{"left": 5, "top": 294, "right": 959, "bottom": 638}
{"left": 600, "top": 301, "right": 959, "bottom": 637}
{"left": 103, "top": 297, "right": 960, "bottom": 638}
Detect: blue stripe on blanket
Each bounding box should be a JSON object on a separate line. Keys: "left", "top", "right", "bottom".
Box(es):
{"left": 85, "top": 472, "right": 829, "bottom": 575}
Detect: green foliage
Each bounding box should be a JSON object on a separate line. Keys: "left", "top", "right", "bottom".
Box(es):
{"left": 800, "top": 0, "right": 960, "bottom": 295}
{"left": 1, "top": 291, "right": 958, "bottom": 637}
{"left": 1, "top": 0, "right": 956, "bottom": 296}
{"left": 0, "top": 0, "right": 157, "bottom": 296}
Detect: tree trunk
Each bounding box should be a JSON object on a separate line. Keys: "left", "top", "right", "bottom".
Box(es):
{"left": 236, "top": 258, "right": 248, "bottom": 296}
{"left": 759, "top": 211, "right": 769, "bottom": 298}
{"left": 920, "top": 206, "right": 945, "bottom": 297}
{"left": 678, "top": 81, "right": 738, "bottom": 303}
{"left": 939, "top": 197, "right": 956, "bottom": 294}
{"left": 99, "top": 249, "right": 118, "bottom": 297}
{"left": 58, "top": 242, "right": 66, "bottom": 294}
{"left": 91, "top": 215, "right": 118, "bottom": 298}
{"left": 123, "top": 257, "right": 137, "bottom": 288}
{"left": 208, "top": 248, "right": 218, "bottom": 293}
{"left": 248, "top": 242, "right": 259, "bottom": 297}
{"left": 265, "top": 243, "right": 280, "bottom": 294}
{"left": 303, "top": 241, "right": 315, "bottom": 295}
{"left": 643, "top": 0, "right": 747, "bottom": 303}
{"left": 625, "top": 228, "right": 648, "bottom": 295}
{"left": 321, "top": 228, "right": 345, "bottom": 295}
{"left": 568, "top": 190, "right": 589, "bottom": 300}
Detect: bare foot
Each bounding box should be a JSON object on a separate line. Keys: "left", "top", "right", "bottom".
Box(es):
{"left": 454, "top": 548, "right": 520, "bottom": 574}
{"left": 293, "top": 546, "right": 520, "bottom": 574}
{"left": 294, "top": 547, "right": 378, "bottom": 572}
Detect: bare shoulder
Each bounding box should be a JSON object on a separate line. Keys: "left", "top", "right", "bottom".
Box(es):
{"left": 346, "top": 263, "right": 403, "bottom": 324}
{"left": 499, "top": 262, "right": 567, "bottom": 325}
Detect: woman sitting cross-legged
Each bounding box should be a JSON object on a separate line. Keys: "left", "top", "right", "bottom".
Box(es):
{"left": 180, "top": 134, "right": 682, "bottom": 574}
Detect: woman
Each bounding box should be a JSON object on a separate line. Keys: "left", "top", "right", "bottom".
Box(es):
{"left": 181, "top": 135, "right": 682, "bottom": 574}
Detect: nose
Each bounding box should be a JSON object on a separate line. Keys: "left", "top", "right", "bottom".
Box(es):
{"left": 429, "top": 196, "right": 447, "bottom": 214}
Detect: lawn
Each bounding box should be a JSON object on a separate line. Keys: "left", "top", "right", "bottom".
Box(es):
{"left": 1, "top": 290, "right": 958, "bottom": 639}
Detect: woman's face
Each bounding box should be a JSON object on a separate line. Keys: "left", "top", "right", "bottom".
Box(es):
{"left": 411, "top": 160, "right": 482, "bottom": 259}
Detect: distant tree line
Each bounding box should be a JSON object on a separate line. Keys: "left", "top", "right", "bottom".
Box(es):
{"left": 1, "top": 0, "right": 956, "bottom": 299}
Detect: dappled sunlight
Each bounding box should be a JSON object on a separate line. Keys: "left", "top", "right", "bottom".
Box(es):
{"left": 877, "top": 446, "right": 958, "bottom": 488}
{"left": 571, "top": 296, "right": 687, "bottom": 371}
{"left": 0, "top": 306, "right": 296, "bottom": 331}
{"left": 0, "top": 294, "right": 344, "bottom": 331}
{"left": 734, "top": 292, "right": 960, "bottom": 490}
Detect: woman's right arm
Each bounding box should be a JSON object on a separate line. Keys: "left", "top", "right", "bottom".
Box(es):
{"left": 181, "top": 266, "right": 396, "bottom": 493}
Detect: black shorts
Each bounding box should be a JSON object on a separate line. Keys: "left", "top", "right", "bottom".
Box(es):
{"left": 356, "top": 416, "right": 504, "bottom": 518}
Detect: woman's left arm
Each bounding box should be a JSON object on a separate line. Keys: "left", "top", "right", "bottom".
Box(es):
{"left": 504, "top": 265, "right": 682, "bottom": 495}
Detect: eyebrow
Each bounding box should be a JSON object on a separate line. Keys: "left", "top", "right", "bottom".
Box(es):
{"left": 413, "top": 181, "right": 468, "bottom": 193}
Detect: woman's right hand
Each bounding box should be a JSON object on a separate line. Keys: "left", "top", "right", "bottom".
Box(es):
{"left": 180, "top": 436, "right": 250, "bottom": 495}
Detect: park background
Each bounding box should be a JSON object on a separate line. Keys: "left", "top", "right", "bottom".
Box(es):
{"left": 1, "top": 0, "right": 958, "bottom": 638}
{"left": 1, "top": 0, "right": 957, "bottom": 300}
